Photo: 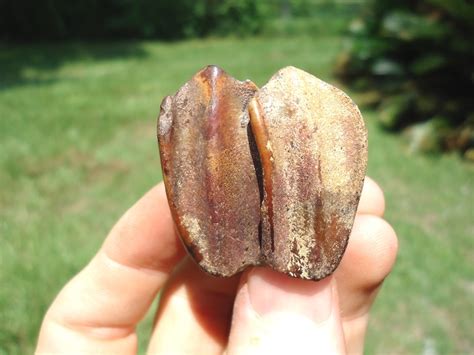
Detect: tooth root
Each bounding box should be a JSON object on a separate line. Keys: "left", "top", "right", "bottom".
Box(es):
{"left": 158, "top": 65, "right": 261, "bottom": 276}
{"left": 249, "top": 66, "right": 368, "bottom": 280}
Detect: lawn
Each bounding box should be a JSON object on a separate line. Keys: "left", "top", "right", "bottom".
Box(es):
{"left": 1, "top": 35, "right": 473, "bottom": 354}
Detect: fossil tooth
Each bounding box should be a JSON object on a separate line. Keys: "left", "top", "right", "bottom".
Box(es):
{"left": 158, "top": 65, "right": 261, "bottom": 276}
{"left": 249, "top": 66, "right": 368, "bottom": 280}
{"left": 158, "top": 65, "right": 368, "bottom": 280}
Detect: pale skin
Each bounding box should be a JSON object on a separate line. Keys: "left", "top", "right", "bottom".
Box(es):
{"left": 36, "top": 176, "right": 398, "bottom": 354}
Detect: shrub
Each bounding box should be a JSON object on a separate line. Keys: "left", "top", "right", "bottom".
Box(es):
{"left": 335, "top": 0, "right": 474, "bottom": 158}
{"left": 0, "top": 0, "right": 272, "bottom": 41}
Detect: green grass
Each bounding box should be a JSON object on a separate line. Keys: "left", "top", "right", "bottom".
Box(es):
{"left": 1, "top": 36, "right": 473, "bottom": 354}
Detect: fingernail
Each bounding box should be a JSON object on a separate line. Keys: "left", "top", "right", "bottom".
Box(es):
{"left": 247, "top": 267, "right": 333, "bottom": 323}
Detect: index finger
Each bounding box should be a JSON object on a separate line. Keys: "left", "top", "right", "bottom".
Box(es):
{"left": 357, "top": 176, "right": 385, "bottom": 217}
{"left": 37, "top": 183, "right": 185, "bottom": 353}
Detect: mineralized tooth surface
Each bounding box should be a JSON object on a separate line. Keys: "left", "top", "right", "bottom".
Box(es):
{"left": 249, "top": 66, "right": 368, "bottom": 280}
{"left": 158, "top": 65, "right": 368, "bottom": 280}
{"left": 158, "top": 65, "right": 261, "bottom": 276}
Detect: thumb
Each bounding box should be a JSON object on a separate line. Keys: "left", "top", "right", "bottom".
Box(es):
{"left": 226, "top": 267, "right": 346, "bottom": 355}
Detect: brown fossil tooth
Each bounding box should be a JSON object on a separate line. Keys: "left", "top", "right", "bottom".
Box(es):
{"left": 157, "top": 65, "right": 261, "bottom": 276}
{"left": 158, "top": 65, "right": 368, "bottom": 280}
{"left": 249, "top": 66, "right": 368, "bottom": 280}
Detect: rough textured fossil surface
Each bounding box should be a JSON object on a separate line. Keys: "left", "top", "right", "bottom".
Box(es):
{"left": 158, "top": 66, "right": 261, "bottom": 276}
{"left": 249, "top": 66, "right": 368, "bottom": 280}
{"left": 158, "top": 65, "right": 368, "bottom": 280}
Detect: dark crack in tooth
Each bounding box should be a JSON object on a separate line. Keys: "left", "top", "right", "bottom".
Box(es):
{"left": 158, "top": 65, "right": 261, "bottom": 276}
{"left": 249, "top": 66, "right": 368, "bottom": 280}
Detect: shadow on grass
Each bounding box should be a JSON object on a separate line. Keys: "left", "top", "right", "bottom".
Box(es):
{"left": 0, "top": 41, "right": 148, "bottom": 90}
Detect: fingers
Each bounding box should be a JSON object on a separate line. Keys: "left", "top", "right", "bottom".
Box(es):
{"left": 148, "top": 258, "right": 240, "bottom": 354}
{"left": 103, "top": 183, "right": 184, "bottom": 273}
{"left": 337, "top": 215, "right": 398, "bottom": 316}
{"left": 357, "top": 177, "right": 385, "bottom": 216}
{"left": 36, "top": 176, "right": 391, "bottom": 354}
{"left": 147, "top": 175, "right": 390, "bottom": 355}
{"left": 335, "top": 214, "right": 398, "bottom": 353}
{"left": 37, "top": 183, "right": 185, "bottom": 353}
{"left": 226, "top": 268, "right": 346, "bottom": 355}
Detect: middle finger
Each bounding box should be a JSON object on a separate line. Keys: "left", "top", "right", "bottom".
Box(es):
{"left": 148, "top": 257, "right": 240, "bottom": 354}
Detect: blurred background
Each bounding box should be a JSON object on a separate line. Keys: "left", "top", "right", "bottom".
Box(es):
{"left": 0, "top": 0, "right": 473, "bottom": 353}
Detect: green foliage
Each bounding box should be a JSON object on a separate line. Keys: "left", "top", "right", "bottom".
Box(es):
{"left": 0, "top": 0, "right": 364, "bottom": 41}
{"left": 211, "top": 1, "right": 274, "bottom": 36}
{"left": 263, "top": 1, "right": 360, "bottom": 37}
{"left": 0, "top": 0, "right": 273, "bottom": 40}
{"left": 335, "top": 0, "right": 474, "bottom": 158}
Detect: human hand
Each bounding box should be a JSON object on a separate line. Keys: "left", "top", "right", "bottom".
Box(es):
{"left": 36, "top": 176, "right": 397, "bottom": 354}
